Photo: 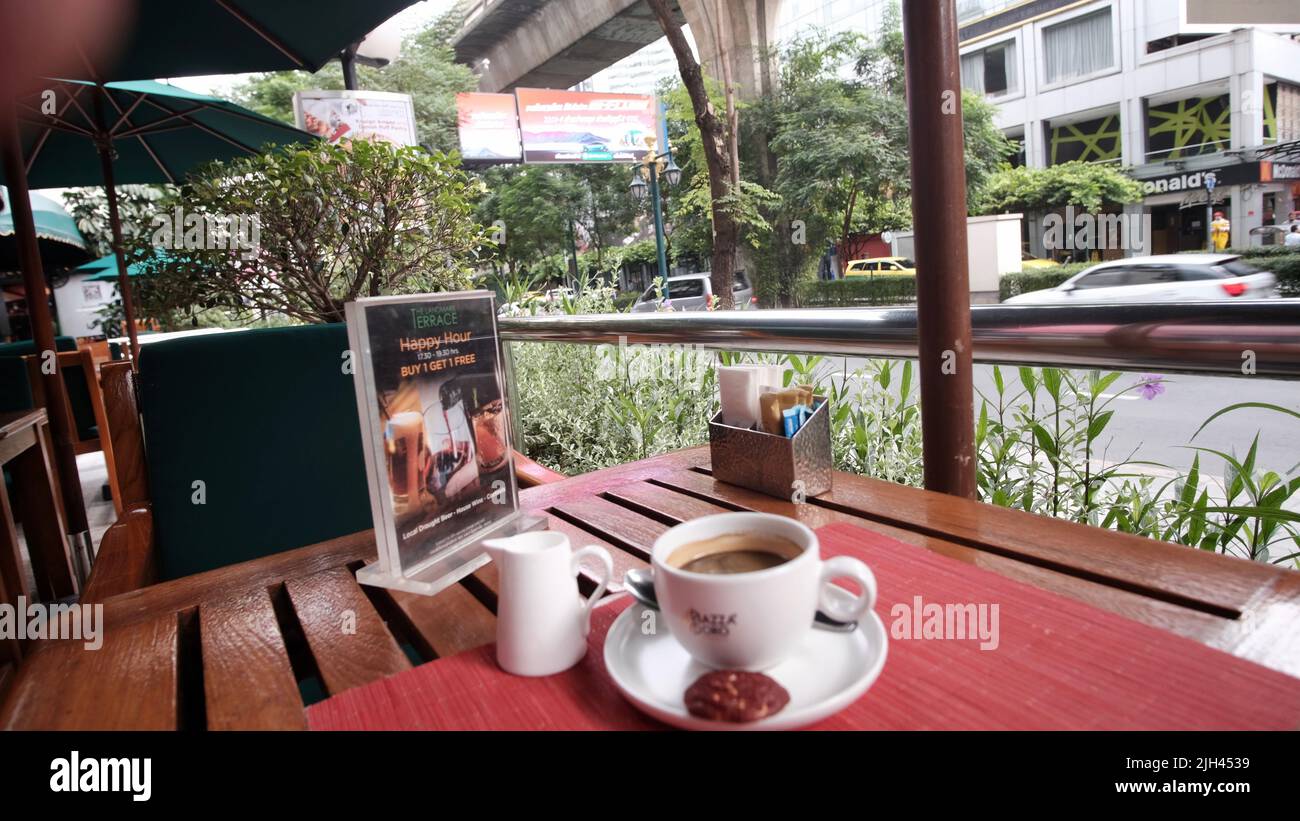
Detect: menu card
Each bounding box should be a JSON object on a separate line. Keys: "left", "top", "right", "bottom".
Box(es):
{"left": 346, "top": 291, "right": 519, "bottom": 583}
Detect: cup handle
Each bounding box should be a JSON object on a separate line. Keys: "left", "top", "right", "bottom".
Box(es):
{"left": 572, "top": 545, "right": 614, "bottom": 637}
{"left": 818, "top": 556, "right": 877, "bottom": 623}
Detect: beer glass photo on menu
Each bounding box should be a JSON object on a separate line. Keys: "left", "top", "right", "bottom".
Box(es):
{"left": 384, "top": 411, "right": 426, "bottom": 512}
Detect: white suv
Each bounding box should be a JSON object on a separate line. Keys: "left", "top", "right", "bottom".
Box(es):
{"left": 1004, "top": 254, "right": 1278, "bottom": 304}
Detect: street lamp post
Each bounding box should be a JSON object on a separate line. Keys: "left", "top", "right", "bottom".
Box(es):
{"left": 630, "top": 138, "right": 681, "bottom": 300}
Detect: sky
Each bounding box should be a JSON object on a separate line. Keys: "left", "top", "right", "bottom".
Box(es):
{"left": 165, "top": 0, "right": 458, "bottom": 97}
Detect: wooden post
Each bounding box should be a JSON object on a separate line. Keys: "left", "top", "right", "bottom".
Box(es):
{"left": 0, "top": 100, "right": 91, "bottom": 534}
{"left": 902, "top": 0, "right": 976, "bottom": 499}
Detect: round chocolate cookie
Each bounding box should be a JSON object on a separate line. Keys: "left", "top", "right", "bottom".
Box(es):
{"left": 684, "top": 670, "right": 790, "bottom": 723}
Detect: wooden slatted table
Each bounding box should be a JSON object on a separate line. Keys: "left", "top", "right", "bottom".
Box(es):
{"left": 3, "top": 446, "right": 1298, "bottom": 729}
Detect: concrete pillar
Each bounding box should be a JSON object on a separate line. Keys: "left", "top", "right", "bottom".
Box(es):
{"left": 1230, "top": 31, "right": 1265, "bottom": 150}
{"left": 1231, "top": 184, "right": 1263, "bottom": 249}
{"left": 680, "top": 0, "right": 784, "bottom": 100}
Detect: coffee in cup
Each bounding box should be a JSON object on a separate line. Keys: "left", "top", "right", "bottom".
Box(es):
{"left": 667, "top": 532, "right": 802, "bottom": 575}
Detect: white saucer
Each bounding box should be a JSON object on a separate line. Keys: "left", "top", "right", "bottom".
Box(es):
{"left": 603, "top": 589, "right": 889, "bottom": 731}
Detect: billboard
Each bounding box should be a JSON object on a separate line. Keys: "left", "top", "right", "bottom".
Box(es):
{"left": 294, "top": 90, "right": 418, "bottom": 147}
{"left": 455, "top": 92, "right": 523, "bottom": 162}
{"left": 514, "top": 88, "right": 657, "bottom": 164}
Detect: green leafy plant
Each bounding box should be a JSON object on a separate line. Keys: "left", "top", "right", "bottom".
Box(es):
{"left": 512, "top": 344, "right": 1300, "bottom": 569}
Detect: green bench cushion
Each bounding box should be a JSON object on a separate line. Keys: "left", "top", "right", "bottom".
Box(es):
{"left": 138, "top": 324, "right": 373, "bottom": 580}
{"left": 0, "top": 336, "right": 77, "bottom": 360}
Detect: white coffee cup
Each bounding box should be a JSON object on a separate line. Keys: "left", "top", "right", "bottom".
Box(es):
{"left": 651, "top": 512, "right": 876, "bottom": 670}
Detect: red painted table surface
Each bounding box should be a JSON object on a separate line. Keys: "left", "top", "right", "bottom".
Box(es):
{"left": 308, "top": 523, "right": 1300, "bottom": 730}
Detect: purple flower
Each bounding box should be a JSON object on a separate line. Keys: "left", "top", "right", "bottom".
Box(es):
{"left": 1138, "top": 374, "right": 1165, "bottom": 400}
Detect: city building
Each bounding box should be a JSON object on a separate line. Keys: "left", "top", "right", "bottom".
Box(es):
{"left": 959, "top": 0, "right": 1300, "bottom": 252}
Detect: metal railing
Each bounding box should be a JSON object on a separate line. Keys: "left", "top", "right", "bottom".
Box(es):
{"left": 499, "top": 302, "right": 1300, "bottom": 379}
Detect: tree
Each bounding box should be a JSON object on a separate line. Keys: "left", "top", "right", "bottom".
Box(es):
{"left": 972, "top": 161, "right": 1146, "bottom": 214}
{"left": 475, "top": 164, "right": 642, "bottom": 279}
{"left": 62, "top": 184, "right": 171, "bottom": 258}
{"left": 227, "top": 8, "right": 476, "bottom": 152}
{"left": 766, "top": 31, "right": 910, "bottom": 279}
{"left": 648, "top": 0, "right": 741, "bottom": 309}
{"left": 476, "top": 166, "right": 584, "bottom": 276}
{"left": 570, "top": 164, "right": 641, "bottom": 266}
{"left": 745, "top": 10, "right": 1012, "bottom": 303}
{"left": 131, "top": 139, "right": 490, "bottom": 324}
{"left": 659, "top": 81, "right": 778, "bottom": 274}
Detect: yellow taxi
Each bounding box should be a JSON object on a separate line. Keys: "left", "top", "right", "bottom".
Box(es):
{"left": 844, "top": 256, "right": 916, "bottom": 277}
{"left": 1021, "top": 251, "right": 1059, "bottom": 270}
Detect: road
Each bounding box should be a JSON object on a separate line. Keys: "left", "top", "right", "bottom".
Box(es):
{"left": 832, "top": 357, "right": 1300, "bottom": 480}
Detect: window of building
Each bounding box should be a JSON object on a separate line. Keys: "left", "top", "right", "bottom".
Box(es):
{"left": 961, "top": 40, "right": 1018, "bottom": 96}
{"left": 1043, "top": 8, "right": 1114, "bottom": 85}
{"left": 1146, "top": 94, "right": 1230, "bottom": 160}
{"left": 1046, "top": 113, "right": 1121, "bottom": 165}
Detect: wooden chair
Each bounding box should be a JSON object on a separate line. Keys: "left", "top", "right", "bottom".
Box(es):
{"left": 85, "top": 346, "right": 566, "bottom": 603}
{"left": 22, "top": 348, "right": 123, "bottom": 515}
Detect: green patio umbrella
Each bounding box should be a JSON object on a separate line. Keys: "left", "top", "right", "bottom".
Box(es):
{"left": 78, "top": 248, "right": 173, "bottom": 282}
{"left": 35, "top": 0, "right": 423, "bottom": 83}
{"left": 1, "top": 187, "right": 92, "bottom": 270}
{"left": 0, "top": 0, "right": 421, "bottom": 583}
{"left": 0, "top": 80, "right": 315, "bottom": 358}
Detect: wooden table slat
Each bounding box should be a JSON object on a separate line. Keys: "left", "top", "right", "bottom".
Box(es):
{"left": 801, "top": 467, "right": 1283, "bottom": 618}
{"left": 0, "top": 612, "right": 179, "bottom": 730}
{"left": 201, "top": 588, "right": 307, "bottom": 730}
{"left": 546, "top": 495, "right": 669, "bottom": 557}
{"left": 385, "top": 583, "right": 498, "bottom": 660}
{"left": 284, "top": 566, "right": 411, "bottom": 696}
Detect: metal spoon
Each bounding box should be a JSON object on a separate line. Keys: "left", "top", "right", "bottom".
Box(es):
{"left": 621, "top": 568, "right": 858, "bottom": 633}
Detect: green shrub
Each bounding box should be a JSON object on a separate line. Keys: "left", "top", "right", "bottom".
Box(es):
{"left": 795, "top": 276, "right": 917, "bottom": 307}
{"left": 998, "top": 264, "right": 1089, "bottom": 301}
{"left": 512, "top": 345, "right": 1300, "bottom": 568}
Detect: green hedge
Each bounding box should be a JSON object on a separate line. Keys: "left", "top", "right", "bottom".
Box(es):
{"left": 796, "top": 276, "right": 917, "bottom": 307}
{"left": 998, "top": 264, "right": 1089, "bottom": 301}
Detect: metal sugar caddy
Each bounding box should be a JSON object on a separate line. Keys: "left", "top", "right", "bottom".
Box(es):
{"left": 708, "top": 394, "right": 833, "bottom": 500}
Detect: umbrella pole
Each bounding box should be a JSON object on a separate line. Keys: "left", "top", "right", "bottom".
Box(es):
{"left": 902, "top": 0, "right": 976, "bottom": 498}
{"left": 90, "top": 88, "right": 141, "bottom": 363}
{"left": 0, "top": 98, "right": 93, "bottom": 586}
{"left": 96, "top": 145, "right": 141, "bottom": 363}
